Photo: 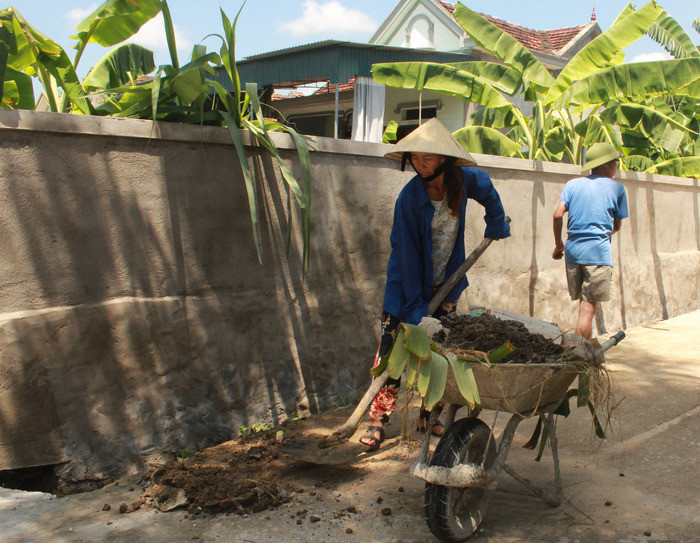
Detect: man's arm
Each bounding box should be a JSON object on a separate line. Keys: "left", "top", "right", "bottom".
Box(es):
{"left": 552, "top": 201, "right": 567, "bottom": 260}
{"left": 612, "top": 218, "right": 622, "bottom": 234}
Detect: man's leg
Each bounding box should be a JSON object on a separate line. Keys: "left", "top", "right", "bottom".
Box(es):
{"left": 575, "top": 300, "right": 598, "bottom": 339}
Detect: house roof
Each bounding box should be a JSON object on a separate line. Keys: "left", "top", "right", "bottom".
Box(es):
{"left": 232, "top": 40, "right": 475, "bottom": 86}
{"left": 438, "top": 1, "right": 594, "bottom": 55}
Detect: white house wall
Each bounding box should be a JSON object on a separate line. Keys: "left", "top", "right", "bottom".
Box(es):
{"left": 374, "top": 2, "right": 463, "bottom": 51}
{"left": 383, "top": 87, "right": 470, "bottom": 133}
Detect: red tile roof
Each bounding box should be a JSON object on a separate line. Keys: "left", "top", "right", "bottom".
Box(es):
{"left": 439, "top": 1, "right": 590, "bottom": 54}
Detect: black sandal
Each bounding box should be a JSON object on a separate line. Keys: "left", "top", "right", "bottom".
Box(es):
{"left": 359, "top": 425, "right": 385, "bottom": 450}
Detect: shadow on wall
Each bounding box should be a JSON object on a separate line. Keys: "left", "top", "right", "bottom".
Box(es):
{"left": 0, "top": 130, "right": 387, "bottom": 479}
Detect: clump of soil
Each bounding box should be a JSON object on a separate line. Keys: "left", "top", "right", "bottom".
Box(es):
{"left": 143, "top": 428, "right": 297, "bottom": 515}
{"left": 435, "top": 313, "right": 565, "bottom": 364}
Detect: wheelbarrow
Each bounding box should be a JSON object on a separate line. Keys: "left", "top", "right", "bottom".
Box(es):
{"left": 412, "top": 315, "right": 626, "bottom": 542}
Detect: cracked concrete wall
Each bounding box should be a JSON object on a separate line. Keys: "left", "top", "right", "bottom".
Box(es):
{"left": 1, "top": 110, "right": 698, "bottom": 480}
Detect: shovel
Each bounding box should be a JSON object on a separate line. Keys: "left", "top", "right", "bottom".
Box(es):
{"left": 318, "top": 217, "right": 510, "bottom": 448}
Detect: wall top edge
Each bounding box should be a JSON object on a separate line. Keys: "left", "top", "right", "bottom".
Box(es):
{"left": 1, "top": 109, "right": 696, "bottom": 187}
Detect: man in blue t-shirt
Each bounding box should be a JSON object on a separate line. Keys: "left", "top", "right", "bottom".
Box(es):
{"left": 552, "top": 143, "right": 629, "bottom": 339}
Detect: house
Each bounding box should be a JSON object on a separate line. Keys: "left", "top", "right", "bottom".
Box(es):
{"left": 234, "top": 0, "right": 600, "bottom": 141}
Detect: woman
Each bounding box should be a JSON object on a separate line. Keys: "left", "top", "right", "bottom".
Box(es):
{"left": 360, "top": 118, "right": 511, "bottom": 450}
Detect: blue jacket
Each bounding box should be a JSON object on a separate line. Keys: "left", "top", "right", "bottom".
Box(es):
{"left": 383, "top": 167, "right": 510, "bottom": 325}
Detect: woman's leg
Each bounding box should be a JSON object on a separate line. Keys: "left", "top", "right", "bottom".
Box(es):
{"left": 360, "top": 312, "right": 401, "bottom": 448}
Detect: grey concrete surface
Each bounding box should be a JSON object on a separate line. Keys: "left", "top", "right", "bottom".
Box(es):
{"left": 1, "top": 310, "right": 698, "bottom": 543}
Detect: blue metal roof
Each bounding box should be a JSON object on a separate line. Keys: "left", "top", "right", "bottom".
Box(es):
{"left": 230, "top": 40, "right": 475, "bottom": 86}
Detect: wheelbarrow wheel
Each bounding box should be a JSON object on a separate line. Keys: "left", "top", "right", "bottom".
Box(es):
{"left": 424, "top": 417, "right": 497, "bottom": 542}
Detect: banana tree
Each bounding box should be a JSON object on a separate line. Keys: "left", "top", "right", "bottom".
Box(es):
{"left": 372, "top": 1, "right": 700, "bottom": 176}
{"left": 0, "top": 1, "right": 314, "bottom": 269}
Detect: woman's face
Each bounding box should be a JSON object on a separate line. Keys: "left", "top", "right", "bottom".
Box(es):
{"left": 411, "top": 153, "right": 445, "bottom": 179}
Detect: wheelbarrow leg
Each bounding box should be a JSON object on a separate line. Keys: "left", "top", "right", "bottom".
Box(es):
{"left": 502, "top": 411, "right": 563, "bottom": 507}
{"left": 442, "top": 403, "right": 459, "bottom": 430}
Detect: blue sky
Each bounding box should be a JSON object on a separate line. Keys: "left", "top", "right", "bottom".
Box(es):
{"left": 5, "top": 0, "right": 697, "bottom": 81}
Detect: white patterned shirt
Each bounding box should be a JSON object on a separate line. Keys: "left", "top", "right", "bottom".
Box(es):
{"left": 431, "top": 197, "right": 459, "bottom": 285}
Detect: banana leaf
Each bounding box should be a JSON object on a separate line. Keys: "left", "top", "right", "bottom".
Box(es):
{"left": 447, "top": 61, "right": 522, "bottom": 96}
{"left": 646, "top": 9, "right": 700, "bottom": 59}
{"left": 372, "top": 62, "right": 514, "bottom": 109}
{"left": 422, "top": 351, "right": 448, "bottom": 411}
{"left": 387, "top": 327, "right": 411, "bottom": 380}
{"left": 645, "top": 156, "right": 700, "bottom": 176}
{"left": 447, "top": 356, "right": 480, "bottom": 408}
{"left": 82, "top": 43, "right": 155, "bottom": 91}
{"left": 401, "top": 323, "right": 431, "bottom": 360}
{"left": 546, "top": 1, "right": 664, "bottom": 104}
{"left": 452, "top": 2, "right": 554, "bottom": 94}
{"left": 1, "top": 66, "right": 34, "bottom": 108}
{"left": 2, "top": 8, "right": 91, "bottom": 113}
{"left": 470, "top": 105, "right": 520, "bottom": 129}
{"left": 382, "top": 120, "right": 398, "bottom": 143}
{"left": 622, "top": 154, "right": 655, "bottom": 171}
{"left": 73, "top": 0, "right": 162, "bottom": 49}
{"left": 453, "top": 126, "right": 522, "bottom": 157}
{"left": 553, "top": 58, "right": 700, "bottom": 109}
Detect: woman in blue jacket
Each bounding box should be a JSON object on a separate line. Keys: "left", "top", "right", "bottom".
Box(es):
{"left": 360, "top": 119, "right": 510, "bottom": 450}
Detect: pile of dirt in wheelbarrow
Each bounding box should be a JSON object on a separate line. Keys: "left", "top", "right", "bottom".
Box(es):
{"left": 435, "top": 313, "right": 566, "bottom": 364}
{"left": 141, "top": 428, "right": 299, "bottom": 515}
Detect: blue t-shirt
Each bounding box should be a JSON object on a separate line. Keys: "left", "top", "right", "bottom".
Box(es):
{"left": 560, "top": 175, "right": 628, "bottom": 266}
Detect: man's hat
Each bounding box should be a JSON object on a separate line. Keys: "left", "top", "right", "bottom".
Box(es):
{"left": 582, "top": 142, "right": 620, "bottom": 172}
{"left": 384, "top": 118, "right": 476, "bottom": 167}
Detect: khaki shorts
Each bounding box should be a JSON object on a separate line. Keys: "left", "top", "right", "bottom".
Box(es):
{"left": 566, "top": 264, "right": 612, "bottom": 302}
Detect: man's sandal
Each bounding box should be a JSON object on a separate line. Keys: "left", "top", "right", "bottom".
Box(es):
{"left": 359, "top": 425, "right": 385, "bottom": 450}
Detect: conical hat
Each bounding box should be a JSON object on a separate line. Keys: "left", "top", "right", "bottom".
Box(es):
{"left": 384, "top": 118, "right": 476, "bottom": 167}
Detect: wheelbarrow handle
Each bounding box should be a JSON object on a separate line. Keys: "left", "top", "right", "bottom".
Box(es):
{"left": 601, "top": 331, "right": 625, "bottom": 352}
{"left": 428, "top": 216, "right": 511, "bottom": 315}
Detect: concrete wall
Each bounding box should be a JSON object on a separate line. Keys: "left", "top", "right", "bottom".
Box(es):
{"left": 1, "top": 110, "right": 698, "bottom": 480}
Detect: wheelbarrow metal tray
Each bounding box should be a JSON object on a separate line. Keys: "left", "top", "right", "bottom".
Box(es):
{"left": 442, "top": 363, "right": 578, "bottom": 413}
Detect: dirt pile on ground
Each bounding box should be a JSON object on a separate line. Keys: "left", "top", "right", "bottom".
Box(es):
{"left": 436, "top": 313, "right": 565, "bottom": 363}
{"left": 142, "top": 428, "right": 299, "bottom": 515}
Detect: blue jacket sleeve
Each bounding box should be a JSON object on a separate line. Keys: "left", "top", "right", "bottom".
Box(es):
{"left": 385, "top": 188, "right": 429, "bottom": 325}
{"left": 464, "top": 168, "right": 511, "bottom": 239}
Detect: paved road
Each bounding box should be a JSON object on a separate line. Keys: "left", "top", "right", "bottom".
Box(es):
{"left": 1, "top": 311, "right": 699, "bottom": 542}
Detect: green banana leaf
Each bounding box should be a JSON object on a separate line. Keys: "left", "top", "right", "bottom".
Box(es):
{"left": 575, "top": 115, "right": 621, "bottom": 148}
{"left": 645, "top": 156, "right": 700, "bottom": 176}
{"left": 382, "top": 120, "right": 398, "bottom": 143}
{"left": 1, "top": 66, "right": 34, "bottom": 108}
{"left": 646, "top": 9, "right": 700, "bottom": 59}
{"left": 82, "top": 43, "right": 155, "bottom": 91}
{"left": 406, "top": 353, "right": 420, "bottom": 387}
{"left": 160, "top": 0, "right": 179, "bottom": 69}
{"left": 470, "top": 106, "right": 520, "bottom": 129}
{"left": 401, "top": 323, "right": 431, "bottom": 360}
{"left": 422, "top": 351, "right": 448, "bottom": 411}
{"left": 73, "top": 0, "right": 162, "bottom": 49}
{"left": 622, "top": 154, "right": 655, "bottom": 171}
{"left": 552, "top": 58, "right": 700, "bottom": 109}
{"left": 546, "top": 1, "right": 664, "bottom": 104}
{"left": 447, "top": 356, "right": 480, "bottom": 408}
{"left": 1, "top": 8, "right": 92, "bottom": 113}
{"left": 452, "top": 2, "right": 554, "bottom": 94}
{"left": 447, "top": 61, "right": 522, "bottom": 96}
{"left": 452, "top": 126, "right": 522, "bottom": 157}
{"left": 387, "top": 327, "right": 411, "bottom": 379}
{"left": 372, "top": 62, "right": 514, "bottom": 109}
